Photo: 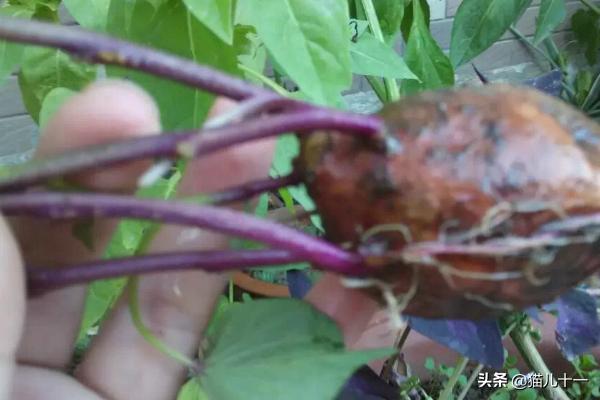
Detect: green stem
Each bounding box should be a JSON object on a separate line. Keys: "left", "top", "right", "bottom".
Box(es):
{"left": 437, "top": 357, "right": 468, "bottom": 400}
{"left": 457, "top": 364, "right": 483, "bottom": 400}
{"left": 365, "top": 76, "right": 388, "bottom": 103}
{"left": 509, "top": 27, "right": 577, "bottom": 98}
{"left": 360, "top": 0, "right": 400, "bottom": 102}
{"left": 128, "top": 277, "right": 195, "bottom": 367}
{"left": 509, "top": 26, "right": 560, "bottom": 70}
{"left": 123, "top": 100, "right": 261, "bottom": 367}
{"left": 581, "top": 0, "right": 600, "bottom": 16}
{"left": 228, "top": 279, "right": 234, "bottom": 303}
{"left": 582, "top": 72, "right": 600, "bottom": 111}
{"left": 510, "top": 327, "right": 570, "bottom": 400}
{"left": 419, "top": 388, "right": 434, "bottom": 400}
{"left": 237, "top": 64, "right": 290, "bottom": 97}
{"left": 542, "top": 37, "right": 567, "bottom": 70}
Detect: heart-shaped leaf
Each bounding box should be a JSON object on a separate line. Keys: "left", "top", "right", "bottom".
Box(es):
{"left": 200, "top": 299, "right": 393, "bottom": 400}
{"left": 243, "top": 0, "right": 352, "bottom": 105}
{"left": 407, "top": 317, "right": 504, "bottom": 368}
{"left": 0, "top": 5, "right": 32, "bottom": 86}
{"left": 183, "top": 0, "right": 234, "bottom": 44}
{"left": 555, "top": 289, "right": 600, "bottom": 360}
{"left": 402, "top": 0, "right": 454, "bottom": 94}
{"left": 350, "top": 32, "right": 418, "bottom": 80}
{"left": 18, "top": 47, "right": 96, "bottom": 122}
{"left": 533, "top": 0, "right": 566, "bottom": 44}
{"left": 523, "top": 69, "right": 563, "bottom": 97}
{"left": 63, "top": 0, "right": 110, "bottom": 31}
{"left": 450, "top": 0, "right": 532, "bottom": 67}
{"left": 571, "top": 9, "right": 600, "bottom": 65}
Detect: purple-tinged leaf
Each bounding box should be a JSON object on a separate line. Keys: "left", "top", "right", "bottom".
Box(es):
{"left": 523, "top": 69, "right": 563, "bottom": 97}
{"left": 525, "top": 306, "right": 543, "bottom": 323}
{"left": 337, "top": 366, "right": 400, "bottom": 400}
{"left": 407, "top": 317, "right": 504, "bottom": 368}
{"left": 555, "top": 289, "right": 600, "bottom": 360}
{"left": 287, "top": 269, "right": 313, "bottom": 299}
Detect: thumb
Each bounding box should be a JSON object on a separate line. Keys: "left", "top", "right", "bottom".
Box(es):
{"left": 0, "top": 215, "right": 25, "bottom": 399}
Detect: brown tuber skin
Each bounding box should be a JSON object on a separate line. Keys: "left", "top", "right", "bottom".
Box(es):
{"left": 297, "top": 84, "right": 600, "bottom": 319}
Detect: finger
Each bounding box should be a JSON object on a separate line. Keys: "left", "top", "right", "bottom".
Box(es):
{"left": 305, "top": 273, "right": 381, "bottom": 347}
{"left": 0, "top": 216, "right": 25, "bottom": 400}
{"left": 11, "top": 366, "right": 103, "bottom": 400}
{"left": 75, "top": 99, "right": 277, "bottom": 400}
{"left": 14, "top": 80, "right": 161, "bottom": 368}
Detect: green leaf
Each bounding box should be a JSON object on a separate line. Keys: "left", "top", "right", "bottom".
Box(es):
{"left": 183, "top": 0, "right": 234, "bottom": 44}
{"left": 203, "top": 295, "right": 234, "bottom": 347}
{"left": 243, "top": 0, "right": 352, "bottom": 105}
{"left": 490, "top": 391, "right": 511, "bottom": 400}
{"left": 402, "top": 0, "right": 454, "bottom": 95}
{"left": 424, "top": 357, "right": 435, "bottom": 370}
{"left": 271, "top": 134, "right": 323, "bottom": 230}
{"left": 106, "top": 0, "right": 239, "bottom": 129}
{"left": 450, "top": 0, "right": 532, "bottom": 67}
{"left": 571, "top": 9, "right": 600, "bottom": 66}
{"left": 77, "top": 171, "right": 183, "bottom": 342}
{"left": 278, "top": 186, "right": 296, "bottom": 214}
{"left": 233, "top": 25, "right": 267, "bottom": 83}
{"left": 373, "top": 0, "right": 405, "bottom": 43}
{"left": 76, "top": 278, "right": 127, "bottom": 342}
{"left": 105, "top": 171, "right": 183, "bottom": 259}
{"left": 0, "top": 6, "right": 33, "bottom": 87}
{"left": 63, "top": 0, "right": 110, "bottom": 30}
{"left": 177, "top": 379, "right": 209, "bottom": 400}
{"left": 350, "top": 31, "right": 418, "bottom": 79}
{"left": 38, "top": 87, "right": 76, "bottom": 130}
{"left": 533, "top": 0, "right": 566, "bottom": 44}
{"left": 242, "top": 292, "right": 253, "bottom": 302}
{"left": 575, "top": 70, "right": 593, "bottom": 106}
{"left": 400, "top": 0, "right": 430, "bottom": 42}
{"left": 516, "top": 388, "right": 538, "bottom": 400}
{"left": 271, "top": 134, "right": 299, "bottom": 178}
{"left": 18, "top": 47, "right": 96, "bottom": 122}
{"left": 200, "top": 299, "right": 393, "bottom": 400}
{"left": 177, "top": 379, "right": 210, "bottom": 400}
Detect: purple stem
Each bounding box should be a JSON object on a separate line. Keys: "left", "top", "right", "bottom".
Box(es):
{"left": 207, "top": 173, "right": 302, "bottom": 205}
{"left": 203, "top": 94, "right": 304, "bottom": 129}
{"left": 27, "top": 249, "right": 305, "bottom": 294}
{"left": 0, "top": 192, "right": 366, "bottom": 275}
{"left": 0, "top": 110, "right": 382, "bottom": 192}
{"left": 0, "top": 16, "right": 264, "bottom": 100}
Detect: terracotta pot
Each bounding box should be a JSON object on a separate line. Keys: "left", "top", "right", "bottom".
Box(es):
{"left": 233, "top": 271, "right": 290, "bottom": 297}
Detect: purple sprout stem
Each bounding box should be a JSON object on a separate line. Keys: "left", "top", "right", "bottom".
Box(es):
{"left": 203, "top": 94, "right": 305, "bottom": 129}
{"left": 0, "top": 192, "right": 366, "bottom": 275}
{"left": 27, "top": 249, "right": 305, "bottom": 294}
{"left": 0, "top": 16, "right": 264, "bottom": 101}
{"left": 0, "top": 109, "right": 383, "bottom": 192}
{"left": 206, "top": 173, "right": 303, "bottom": 205}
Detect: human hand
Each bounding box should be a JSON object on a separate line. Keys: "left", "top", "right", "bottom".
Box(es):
{"left": 0, "top": 80, "right": 276, "bottom": 400}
